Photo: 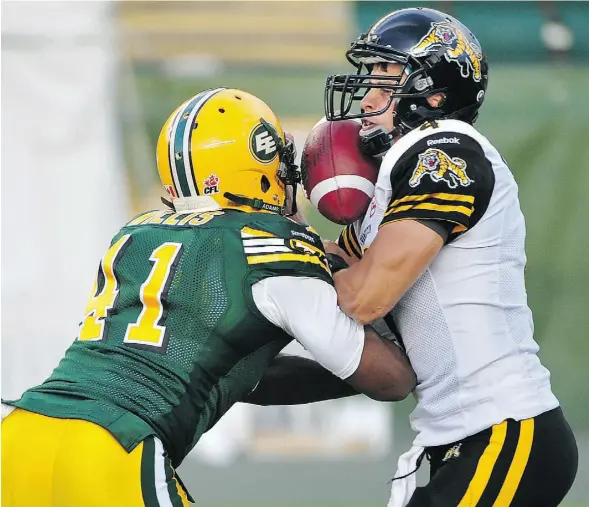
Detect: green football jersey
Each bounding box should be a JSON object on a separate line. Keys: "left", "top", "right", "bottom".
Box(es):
{"left": 5, "top": 209, "right": 332, "bottom": 467}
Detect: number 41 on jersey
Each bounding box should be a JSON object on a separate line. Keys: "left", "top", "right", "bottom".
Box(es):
{"left": 78, "top": 235, "right": 184, "bottom": 349}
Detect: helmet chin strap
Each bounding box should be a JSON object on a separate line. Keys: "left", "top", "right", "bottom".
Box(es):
{"left": 359, "top": 124, "right": 393, "bottom": 158}
{"left": 358, "top": 92, "right": 404, "bottom": 157}
{"left": 223, "top": 192, "right": 285, "bottom": 214}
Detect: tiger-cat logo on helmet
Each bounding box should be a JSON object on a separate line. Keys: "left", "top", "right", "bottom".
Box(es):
{"left": 249, "top": 123, "right": 278, "bottom": 164}
{"left": 411, "top": 21, "right": 482, "bottom": 82}
{"left": 409, "top": 148, "right": 473, "bottom": 189}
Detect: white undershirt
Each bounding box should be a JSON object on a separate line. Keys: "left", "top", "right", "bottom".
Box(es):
{"left": 251, "top": 276, "right": 364, "bottom": 380}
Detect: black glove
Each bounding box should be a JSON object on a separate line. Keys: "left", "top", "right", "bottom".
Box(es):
{"left": 326, "top": 253, "right": 349, "bottom": 274}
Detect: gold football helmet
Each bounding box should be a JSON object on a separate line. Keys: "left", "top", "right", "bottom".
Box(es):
{"left": 156, "top": 88, "right": 299, "bottom": 215}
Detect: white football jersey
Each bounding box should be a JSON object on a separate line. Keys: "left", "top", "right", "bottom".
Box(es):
{"left": 338, "top": 119, "right": 559, "bottom": 446}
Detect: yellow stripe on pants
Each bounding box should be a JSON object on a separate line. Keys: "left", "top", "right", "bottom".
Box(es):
{"left": 458, "top": 421, "right": 508, "bottom": 507}
{"left": 493, "top": 419, "right": 535, "bottom": 507}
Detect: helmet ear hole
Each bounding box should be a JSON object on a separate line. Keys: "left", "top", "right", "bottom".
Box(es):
{"left": 261, "top": 175, "right": 271, "bottom": 193}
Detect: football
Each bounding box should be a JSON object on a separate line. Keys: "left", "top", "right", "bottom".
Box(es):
{"left": 301, "top": 118, "right": 379, "bottom": 225}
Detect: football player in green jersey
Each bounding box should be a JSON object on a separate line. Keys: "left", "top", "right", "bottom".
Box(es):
{"left": 2, "top": 88, "right": 415, "bottom": 507}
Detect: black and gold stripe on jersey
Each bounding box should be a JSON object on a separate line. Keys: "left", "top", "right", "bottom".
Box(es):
{"left": 241, "top": 227, "right": 330, "bottom": 274}
{"left": 337, "top": 224, "right": 363, "bottom": 259}
{"left": 381, "top": 192, "right": 474, "bottom": 233}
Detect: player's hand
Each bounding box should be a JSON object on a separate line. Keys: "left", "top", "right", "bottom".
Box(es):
{"left": 323, "top": 240, "right": 346, "bottom": 256}
{"left": 323, "top": 240, "right": 358, "bottom": 266}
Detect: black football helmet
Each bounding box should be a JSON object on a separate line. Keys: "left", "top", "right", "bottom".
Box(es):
{"left": 325, "top": 7, "right": 489, "bottom": 154}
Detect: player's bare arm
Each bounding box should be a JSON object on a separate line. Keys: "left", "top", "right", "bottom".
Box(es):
{"left": 252, "top": 276, "right": 416, "bottom": 402}
{"left": 243, "top": 322, "right": 414, "bottom": 405}
{"left": 333, "top": 220, "right": 443, "bottom": 324}
{"left": 345, "top": 325, "right": 415, "bottom": 401}
{"left": 245, "top": 327, "right": 415, "bottom": 404}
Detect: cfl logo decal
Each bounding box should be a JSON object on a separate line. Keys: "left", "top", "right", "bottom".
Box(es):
{"left": 249, "top": 123, "right": 278, "bottom": 164}
{"left": 164, "top": 184, "right": 177, "bottom": 199}
{"left": 203, "top": 174, "right": 220, "bottom": 195}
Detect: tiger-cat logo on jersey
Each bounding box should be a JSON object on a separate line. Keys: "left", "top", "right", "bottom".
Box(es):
{"left": 409, "top": 148, "right": 473, "bottom": 189}
{"left": 442, "top": 443, "right": 462, "bottom": 462}
{"left": 411, "top": 21, "right": 482, "bottom": 82}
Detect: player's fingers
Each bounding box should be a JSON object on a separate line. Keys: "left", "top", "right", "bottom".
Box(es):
{"left": 323, "top": 240, "right": 347, "bottom": 257}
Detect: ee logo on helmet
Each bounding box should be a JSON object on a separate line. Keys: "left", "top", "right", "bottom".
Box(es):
{"left": 249, "top": 123, "right": 278, "bottom": 164}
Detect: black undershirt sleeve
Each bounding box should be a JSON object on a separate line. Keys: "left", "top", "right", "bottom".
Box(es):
{"left": 417, "top": 219, "right": 453, "bottom": 243}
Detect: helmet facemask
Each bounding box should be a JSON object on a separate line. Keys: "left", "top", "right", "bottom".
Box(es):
{"left": 324, "top": 36, "right": 449, "bottom": 155}
{"left": 325, "top": 37, "right": 444, "bottom": 121}
{"left": 264, "top": 117, "right": 301, "bottom": 217}
{"left": 325, "top": 42, "right": 444, "bottom": 156}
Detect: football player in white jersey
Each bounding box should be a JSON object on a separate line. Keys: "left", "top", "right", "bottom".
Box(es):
{"left": 318, "top": 7, "right": 578, "bottom": 507}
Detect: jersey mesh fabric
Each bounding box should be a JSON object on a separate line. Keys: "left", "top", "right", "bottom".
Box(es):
{"left": 392, "top": 271, "right": 461, "bottom": 421}
{"left": 498, "top": 210, "right": 539, "bottom": 378}
{"left": 5, "top": 210, "right": 330, "bottom": 466}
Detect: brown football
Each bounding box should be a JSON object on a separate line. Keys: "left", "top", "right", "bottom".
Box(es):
{"left": 301, "top": 118, "right": 379, "bottom": 225}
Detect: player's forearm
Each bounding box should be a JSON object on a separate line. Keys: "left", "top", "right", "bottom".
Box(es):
{"left": 241, "top": 355, "right": 359, "bottom": 406}
{"left": 345, "top": 327, "right": 416, "bottom": 401}
{"left": 333, "top": 250, "right": 413, "bottom": 324}
{"left": 334, "top": 221, "right": 443, "bottom": 324}
{"left": 333, "top": 258, "right": 396, "bottom": 325}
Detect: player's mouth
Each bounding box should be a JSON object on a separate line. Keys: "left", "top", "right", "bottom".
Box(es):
{"left": 360, "top": 119, "right": 378, "bottom": 132}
